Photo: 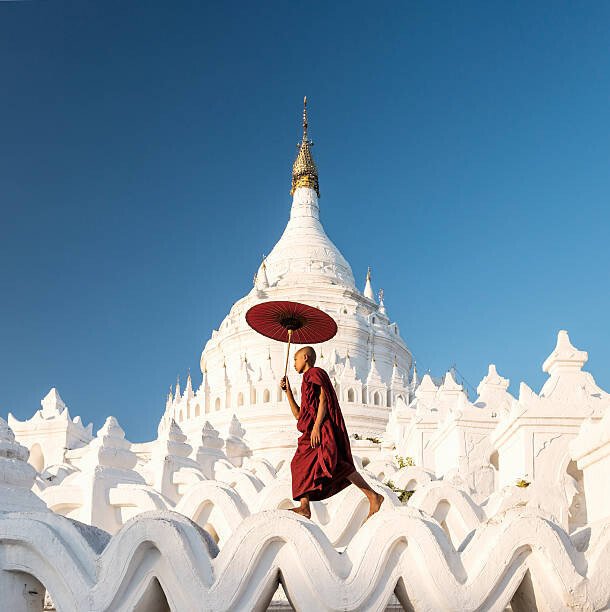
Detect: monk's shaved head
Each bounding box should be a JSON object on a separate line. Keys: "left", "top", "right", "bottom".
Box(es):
{"left": 296, "top": 346, "right": 316, "bottom": 365}
{"left": 293, "top": 346, "right": 317, "bottom": 374}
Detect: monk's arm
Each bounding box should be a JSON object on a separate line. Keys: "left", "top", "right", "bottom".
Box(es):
{"left": 310, "top": 387, "right": 327, "bottom": 448}
{"left": 314, "top": 387, "right": 327, "bottom": 429}
{"left": 281, "top": 377, "right": 300, "bottom": 419}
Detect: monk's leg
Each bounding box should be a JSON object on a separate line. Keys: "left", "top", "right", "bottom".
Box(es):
{"left": 289, "top": 494, "right": 311, "bottom": 518}
{"left": 347, "top": 471, "right": 384, "bottom": 519}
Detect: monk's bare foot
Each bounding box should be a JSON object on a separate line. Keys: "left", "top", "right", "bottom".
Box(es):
{"left": 288, "top": 506, "right": 311, "bottom": 519}
{"left": 364, "top": 493, "right": 384, "bottom": 522}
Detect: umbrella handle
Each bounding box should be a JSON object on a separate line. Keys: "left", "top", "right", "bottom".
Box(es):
{"left": 283, "top": 329, "right": 293, "bottom": 379}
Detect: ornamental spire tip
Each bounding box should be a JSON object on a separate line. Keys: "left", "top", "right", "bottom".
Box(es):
{"left": 291, "top": 96, "right": 319, "bottom": 197}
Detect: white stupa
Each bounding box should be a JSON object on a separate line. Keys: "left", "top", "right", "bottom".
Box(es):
{"left": 163, "top": 98, "right": 412, "bottom": 462}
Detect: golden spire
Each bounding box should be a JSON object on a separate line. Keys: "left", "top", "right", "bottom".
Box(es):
{"left": 291, "top": 96, "right": 319, "bottom": 197}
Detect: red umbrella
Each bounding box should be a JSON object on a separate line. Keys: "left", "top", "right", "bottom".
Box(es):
{"left": 245, "top": 300, "right": 338, "bottom": 377}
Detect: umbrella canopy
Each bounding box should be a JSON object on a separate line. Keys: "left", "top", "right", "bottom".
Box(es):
{"left": 245, "top": 300, "right": 338, "bottom": 345}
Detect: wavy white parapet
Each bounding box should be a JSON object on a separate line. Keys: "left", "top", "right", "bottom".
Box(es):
{"left": 1, "top": 507, "right": 608, "bottom": 611}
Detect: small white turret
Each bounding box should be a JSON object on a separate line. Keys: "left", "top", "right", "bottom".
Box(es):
{"left": 542, "top": 330, "right": 588, "bottom": 376}
{"left": 366, "top": 355, "right": 383, "bottom": 387}
{"left": 184, "top": 373, "right": 195, "bottom": 402}
{"left": 174, "top": 377, "right": 182, "bottom": 404}
{"left": 474, "top": 364, "right": 512, "bottom": 415}
{"left": 344, "top": 350, "right": 354, "bottom": 374}
{"left": 364, "top": 267, "right": 375, "bottom": 301}
{"left": 195, "top": 421, "right": 227, "bottom": 479}
{"left": 391, "top": 359, "right": 404, "bottom": 389}
{"left": 150, "top": 419, "right": 202, "bottom": 503}
{"left": 225, "top": 414, "right": 251, "bottom": 468}
{"left": 7, "top": 388, "right": 93, "bottom": 471}
{"left": 0, "top": 417, "right": 47, "bottom": 512}
{"left": 414, "top": 374, "right": 438, "bottom": 411}
{"left": 378, "top": 289, "right": 386, "bottom": 315}
{"left": 40, "top": 388, "right": 67, "bottom": 419}
{"left": 410, "top": 363, "right": 419, "bottom": 396}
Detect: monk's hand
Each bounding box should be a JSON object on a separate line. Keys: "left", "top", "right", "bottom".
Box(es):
{"left": 280, "top": 376, "right": 290, "bottom": 392}
{"left": 311, "top": 424, "right": 321, "bottom": 448}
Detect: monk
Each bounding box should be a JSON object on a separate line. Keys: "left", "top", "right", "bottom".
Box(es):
{"left": 280, "top": 346, "right": 384, "bottom": 520}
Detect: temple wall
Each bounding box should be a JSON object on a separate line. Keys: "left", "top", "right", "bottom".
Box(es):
{"left": 2, "top": 330, "right": 610, "bottom": 610}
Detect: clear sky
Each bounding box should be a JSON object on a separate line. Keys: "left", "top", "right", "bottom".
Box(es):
{"left": 2, "top": 1, "right": 609, "bottom": 442}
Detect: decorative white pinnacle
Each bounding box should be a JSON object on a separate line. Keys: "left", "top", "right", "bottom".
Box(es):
{"left": 364, "top": 267, "right": 375, "bottom": 301}
{"left": 0, "top": 417, "right": 28, "bottom": 462}
{"left": 228, "top": 414, "right": 246, "bottom": 439}
{"left": 366, "top": 354, "right": 383, "bottom": 386}
{"left": 40, "top": 387, "right": 67, "bottom": 419}
{"left": 477, "top": 364, "right": 510, "bottom": 395}
{"left": 97, "top": 416, "right": 125, "bottom": 441}
{"left": 440, "top": 370, "right": 463, "bottom": 393}
{"left": 410, "top": 363, "right": 419, "bottom": 391}
{"left": 184, "top": 374, "right": 195, "bottom": 401}
{"left": 415, "top": 373, "right": 438, "bottom": 407}
{"left": 378, "top": 288, "right": 386, "bottom": 314}
{"left": 158, "top": 418, "right": 188, "bottom": 443}
{"left": 0, "top": 417, "right": 47, "bottom": 511}
{"left": 542, "top": 330, "right": 588, "bottom": 375}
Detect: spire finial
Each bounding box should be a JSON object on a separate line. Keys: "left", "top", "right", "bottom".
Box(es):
{"left": 378, "top": 288, "right": 386, "bottom": 314}
{"left": 291, "top": 96, "right": 319, "bottom": 197}
{"left": 364, "top": 267, "right": 375, "bottom": 301}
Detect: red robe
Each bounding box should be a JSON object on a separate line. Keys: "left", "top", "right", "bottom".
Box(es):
{"left": 291, "top": 366, "right": 356, "bottom": 501}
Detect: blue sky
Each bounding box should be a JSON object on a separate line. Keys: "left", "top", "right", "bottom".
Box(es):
{"left": 2, "top": 1, "right": 609, "bottom": 441}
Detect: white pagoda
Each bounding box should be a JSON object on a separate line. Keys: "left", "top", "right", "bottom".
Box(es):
{"left": 161, "top": 97, "right": 411, "bottom": 464}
